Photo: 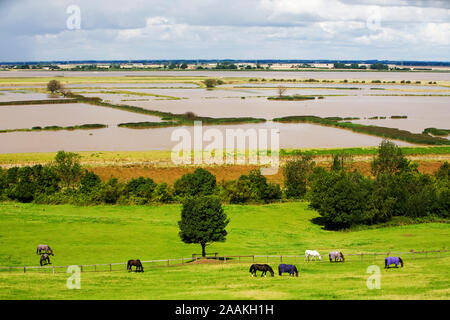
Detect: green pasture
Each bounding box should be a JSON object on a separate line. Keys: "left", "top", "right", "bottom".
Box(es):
{"left": 0, "top": 202, "right": 448, "bottom": 299}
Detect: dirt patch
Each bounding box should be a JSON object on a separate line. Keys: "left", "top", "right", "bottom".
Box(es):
{"left": 403, "top": 234, "right": 414, "bottom": 237}
{"left": 89, "top": 160, "right": 447, "bottom": 184}
{"left": 188, "top": 258, "right": 223, "bottom": 265}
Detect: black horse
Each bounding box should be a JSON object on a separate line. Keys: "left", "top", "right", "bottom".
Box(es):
{"left": 40, "top": 254, "right": 51, "bottom": 266}
{"left": 249, "top": 264, "right": 274, "bottom": 277}
{"left": 127, "top": 259, "right": 144, "bottom": 272}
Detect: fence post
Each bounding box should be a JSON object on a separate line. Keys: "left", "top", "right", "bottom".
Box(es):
{"left": 80, "top": 265, "right": 83, "bottom": 273}
{"left": 438, "top": 250, "right": 441, "bottom": 258}
{"left": 53, "top": 266, "right": 55, "bottom": 274}
{"left": 167, "top": 259, "right": 170, "bottom": 267}
{"left": 280, "top": 255, "right": 282, "bottom": 263}
{"left": 224, "top": 256, "right": 226, "bottom": 264}
{"left": 252, "top": 256, "right": 254, "bottom": 263}
{"left": 24, "top": 267, "right": 26, "bottom": 273}
{"left": 373, "top": 253, "right": 376, "bottom": 262}
{"left": 109, "top": 264, "right": 112, "bottom": 272}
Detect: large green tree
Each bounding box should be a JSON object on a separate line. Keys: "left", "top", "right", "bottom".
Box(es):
{"left": 178, "top": 196, "right": 229, "bottom": 257}
{"left": 371, "top": 140, "right": 413, "bottom": 176}
{"left": 54, "top": 150, "right": 83, "bottom": 188}
{"left": 283, "top": 154, "right": 315, "bottom": 198}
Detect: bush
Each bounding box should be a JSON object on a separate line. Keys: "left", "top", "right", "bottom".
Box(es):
{"left": 152, "top": 183, "right": 173, "bottom": 203}
{"left": 126, "top": 177, "right": 157, "bottom": 203}
{"left": 308, "top": 169, "right": 372, "bottom": 229}
{"left": 283, "top": 154, "right": 315, "bottom": 199}
{"left": 80, "top": 171, "right": 101, "bottom": 194}
{"left": 174, "top": 168, "right": 216, "bottom": 198}
{"left": 98, "top": 178, "right": 125, "bottom": 204}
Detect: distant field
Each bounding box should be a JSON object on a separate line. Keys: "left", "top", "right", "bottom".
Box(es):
{"left": 0, "top": 202, "right": 448, "bottom": 299}
{"left": 0, "top": 146, "right": 449, "bottom": 166}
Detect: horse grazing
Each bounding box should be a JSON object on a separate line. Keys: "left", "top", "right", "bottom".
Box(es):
{"left": 278, "top": 264, "right": 298, "bottom": 277}
{"left": 385, "top": 257, "right": 404, "bottom": 269}
{"left": 40, "top": 254, "right": 51, "bottom": 266}
{"left": 127, "top": 259, "right": 144, "bottom": 272}
{"left": 305, "top": 250, "right": 322, "bottom": 262}
{"left": 36, "top": 245, "right": 53, "bottom": 256}
{"left": 249, "top": 264, "right": 274, "bottom": 277}
{"left": 329, "top": 251, "right": 345, "bottom": 262}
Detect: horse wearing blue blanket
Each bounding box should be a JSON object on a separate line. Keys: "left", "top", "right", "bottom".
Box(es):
{"left": 385, "top": 256, "right": 404, "bottom": 269}
{"left": 278, "top": 264, "right": 298, "bottom": 277}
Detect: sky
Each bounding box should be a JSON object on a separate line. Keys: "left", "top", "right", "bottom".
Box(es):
{"left": 0, "top": 0, "right": 449, "bottom": 62}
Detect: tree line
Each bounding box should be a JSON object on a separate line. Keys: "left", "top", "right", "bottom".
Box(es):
{"left": 0, "top": 140, "right": 448, "bottom": 229}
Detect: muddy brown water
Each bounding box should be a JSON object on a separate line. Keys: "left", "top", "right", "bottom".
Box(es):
{"left": 0, "top": 103, "right": 160, "bottom": 129}
{"left": 0, "top": 122, "right": 413, "bottom": 154}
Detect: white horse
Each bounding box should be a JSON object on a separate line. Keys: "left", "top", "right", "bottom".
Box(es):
{"left": 305, "top": 250, "right": 322, "bottom": 262}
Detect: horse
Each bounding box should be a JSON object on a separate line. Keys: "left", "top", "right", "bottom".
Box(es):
{"left": 329, "top": 251, "right": 345, "bottom": 262}
{"left": 127, "top": 259, "right": 144, "bottom": 272}
{"left": 40, "top": 254, "right": 51, "bottom": 266}
{"left": 278, "top": 264, "right": 298, "bottom": 277}
{"left": 385, "top": 257, "right": 404, "bottom": 269}
{"left": 249, "top": 264, "right": 274, "bottom": 277}
{"left": 36, "top": 245, "right": 54, "bottom": 256}
{"left": 305, "top": 250, "right": 322, "bottom": 262}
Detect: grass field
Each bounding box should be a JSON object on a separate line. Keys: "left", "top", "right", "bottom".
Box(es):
{"left": 0, "top": 202, "right": 449, "bottom": 299}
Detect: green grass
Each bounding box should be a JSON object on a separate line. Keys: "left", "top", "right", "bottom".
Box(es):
{"left": 0, "top": 146, "right": 448, "bottom": 166}
{"left": 0, "top": 202, "right": 448, "bottom": 299}
{"left": 268, "top": 95, "right": 318, "bottom": 101}
{"left": 423, "top": 128, "right": 450, "bottom": 137}
{"left": 0, "top": 124, "right": 107, "bottom": 134}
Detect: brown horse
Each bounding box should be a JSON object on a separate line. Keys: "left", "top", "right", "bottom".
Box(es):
{"left": 40, "top": 254, "right": 51, "bottom": 266}
{"left": 36, "top": 245, "right": 54, "bottom": 256}
{"left": 127, "top": 259, "right": 144, "bottom": 272}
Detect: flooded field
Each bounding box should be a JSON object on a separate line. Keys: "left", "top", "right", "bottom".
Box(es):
{"left": 0, "top": 70, "right": 448, "bottom": 153}
{"left": 0, "top": 103, "right": 160, "bottom": 129}
{"left": 0, "top": 122, "right": 412, "bottom": 154}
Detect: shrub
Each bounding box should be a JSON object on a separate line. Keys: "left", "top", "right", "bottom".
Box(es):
{"left": 283, "top": 154, "right": 315, "bottom": 199}
{"left": 126, "top": 177, "right": 157, "bottom": 202}
{"left": 174, "top": 168, "right": 216, "bottom": 198}
{"left": 79, "top": 171, "right": 101, "bottom": 194}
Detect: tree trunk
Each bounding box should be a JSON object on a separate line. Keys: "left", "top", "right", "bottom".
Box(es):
{"left": 201, "top": 243, "right": 206, "bottom": 257}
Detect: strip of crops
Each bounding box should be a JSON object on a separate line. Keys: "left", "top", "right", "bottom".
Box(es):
{"left": 0, "top": 123, "right": 107, "bottom": 133}
{"left": 0, "top": 99, "right": 77, "bottom": 106}
{"left": 273, "top": 115, "right": 450, "bottom": 145}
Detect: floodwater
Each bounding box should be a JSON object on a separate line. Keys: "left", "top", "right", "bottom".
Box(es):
{"left": 0, "top": 122, "right": 412, "bottom": 154}
{"left": 0, "top": 72, "right": 448, "bottom": 153}
{"left": 0, "top": 103, "right": 160, "bottom": 129}
{"left": 0, "top": 91, "right": 59, "bottom": 102}
{"left": 114, "top": 92, "right": 450, "bottom": 133}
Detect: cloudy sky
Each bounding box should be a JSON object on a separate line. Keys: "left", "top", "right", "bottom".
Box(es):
{"left": 0, "top": 0, "right": 449, "bottom": 62}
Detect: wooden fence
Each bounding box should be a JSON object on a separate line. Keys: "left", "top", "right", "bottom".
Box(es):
{"left": 0, "top": 249, "right": 447, "bottom": 274}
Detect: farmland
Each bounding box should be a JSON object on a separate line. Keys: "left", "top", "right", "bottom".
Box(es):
{"left": 0, "top": 202, "right": 449, "bottom": 299}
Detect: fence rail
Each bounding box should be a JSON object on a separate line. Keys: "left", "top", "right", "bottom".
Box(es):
{"left": 0, "top": 249, "right": 447, "bottom": 274}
